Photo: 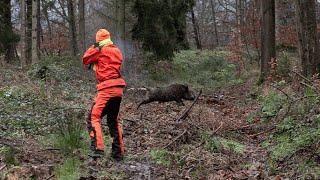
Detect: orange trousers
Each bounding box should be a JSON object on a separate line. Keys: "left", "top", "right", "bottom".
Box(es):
{"left": 86, "top": 86, "right": 125, "bottom": 156}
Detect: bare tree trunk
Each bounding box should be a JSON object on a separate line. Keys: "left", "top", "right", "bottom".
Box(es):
{"left": 26, "top": 0, "right": 32, "bottom": 64}
{"left": 67, "top": 0, "right": 78, "bottom": 56}
{"left": 31, "top": 0, "right": 39, "bottom": 63}
{"left": 191, "top": 8, "right": 202, "bottom": 50}
{"left": 78, "top": 0, "right": 85, "bottom": 53}
{"left": 42, "top": 0, "right": 52, "bottom": 55}
{"left": 260, "top": 0, "right": 275, "bottom": 83}
{"left": 3, "top": 0, "right": 16, "bottom": 63}
{"left": 210, "top": 0, "right": 219, "bottom": 47}
{"left": 120, "top": 0, "right": 125, "bottom": 55}
{"left": 295, "top": 0, "right": 319, "bottom": 77}
{"left": 42, "top": 2, "right": 52, "bottom": 40}
{"left": 37, "top": 0, "right": 41, "bottom": 55}
{"left": 115, "top": 0, "right": 126, "bottom": 55}
{"left": 236, "top": 0, "right": 245, "bottom": 43}
{"left": 20, "top": 0, "right": 27, "bottom": 67}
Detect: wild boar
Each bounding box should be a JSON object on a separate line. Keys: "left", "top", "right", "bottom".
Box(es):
{"left": 137, "top": 84, "right": 195, "bottom": 109}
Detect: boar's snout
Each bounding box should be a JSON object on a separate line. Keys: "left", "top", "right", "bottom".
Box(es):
{"left": 184, "top": 89, "right": 196, "bottom": 100}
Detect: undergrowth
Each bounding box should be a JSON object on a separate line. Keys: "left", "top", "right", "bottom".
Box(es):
{"left": 0, "top": 147, "right": 19, "bottom": 166}
{"left": 0, "top": 56, "right": 95, "bottom": 178}
{"left": 54, "top": 158, "right": 82, "bottom": 180}
{"left": 144, "top": 50, "right": 243, "bottom": 91}
{"left": 259, "top": 85, "right": 320, "bottom": 178}
{"left": 200, "top": 131, "right": 245, "bottom": 155}
{"left": 149, "top": 149, "right": 172, "bottom": 167}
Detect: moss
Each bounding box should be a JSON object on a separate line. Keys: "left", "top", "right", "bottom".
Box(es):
{"left": 149, "top": 149, "right": 172, "bottom": 167}
{"left": 200, "top": 131, "right": 245, "bottom": 155}
{"left": 269, "top": 125, "right": 320, "bottom": 162}
{"left": 219, "top": 138, "right": 245, "bottom": 154}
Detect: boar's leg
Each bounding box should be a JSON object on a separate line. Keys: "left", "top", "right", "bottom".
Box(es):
{"left": 175, "top": 99, "right": 185, "bottom": 106}
{"left": 137, "top": 99, "right": 153, "bottom": 109}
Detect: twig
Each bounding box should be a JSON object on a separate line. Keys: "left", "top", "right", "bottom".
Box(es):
{"left": 178, "top": 122, "right": 223, "bottom": 163}
{"left": 0, "top": 165, "right": 6, "bottom": 171}
{"left": 291, "top": 70, "right": 320, "bottom": 94}
{"left": 228, "top": 124, "right": 254, "bottom": 131}
{"left": 176, "top": 90, "right": 202, "bottom": 122}
{"left": 52, "top": 106, "right": 87, "bottom": 111}
{"left": 269, "top": 83, "right": 291, "bottom": 100}
{"left": 123, "top": 118, "right": 137, "bottom": 124}
{"left": 300, "top": 82, "right": 320, "bottom": 94}
{"left": 164, "top": 129, "right": 187, "bottom": 149}
{"left": 45, "top": 174, "right": 55, "bottom": 180}
{"left": 249, "top": 127, "right": 274, "bottom": 138}
{"left": 212, "top": 122, "right": 223, "bottom": 134}
{"left": 178, "top": 142, "right": 204, "bottom": 163}
{"left": 39, "top": 148, "right": 61, "bottom": 152}
{"left": 291, "top": 70, "right": 313, "bottom": 84}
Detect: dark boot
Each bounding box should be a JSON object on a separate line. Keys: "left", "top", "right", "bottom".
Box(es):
{"left": 88, "top": 149, "right": 104, "bottom": 159}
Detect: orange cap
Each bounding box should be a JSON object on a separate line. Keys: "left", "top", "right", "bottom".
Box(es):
{"left": 96, "top": 29, "right": 111, "bottom": 42}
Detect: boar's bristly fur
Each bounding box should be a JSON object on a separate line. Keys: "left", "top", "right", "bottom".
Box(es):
{"left": 137, "top": 84, "right": 195, "bottom": 109}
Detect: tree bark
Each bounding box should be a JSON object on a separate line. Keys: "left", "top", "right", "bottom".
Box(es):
{"left": 115, "top": 0, "right": 126, "bottom": 56}
{"left": 3, "top": 0, "right": 16, "bottom": 63}
{"left": 26, "top": 0, "right": 32, "bottom": 64}
{"left": 31, "top": 0, "right": 39, "bottom": 63}
{"left": 20, "top": 0, "right": 27, "bottom": 67}
{"left": 295, "top": 0, "right": 319, "bottom": 77}
{"left": 37, "top": 0, "right": 41, "bottom": 53}
{"left": 78, "top": 0, "right": 85, "bottom": 53}
{"left": 260, "top": 0, "right": 275, "bottom": 82}
{"left": 236, "top": 0, "right": 245, "bottom": 44}
{"left": 67, "top": 0, "right": 78, "bottom": 56}
{"left": 210, "top": 0, "right": 219, "bottom": 47}
{"left": 191, "top": 8, "right": 202, "bottom": 49}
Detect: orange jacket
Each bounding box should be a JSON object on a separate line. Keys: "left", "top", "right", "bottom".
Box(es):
{"left": 82, "top": 44, "right": 126, "bottom": 91}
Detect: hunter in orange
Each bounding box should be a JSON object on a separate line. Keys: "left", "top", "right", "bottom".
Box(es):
{"left": 82, "top": 29, "right": 125, "bottom": 161}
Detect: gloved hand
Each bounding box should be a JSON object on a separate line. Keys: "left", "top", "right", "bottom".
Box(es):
{"left": 93, "top": 42, "right": 99, "bottom": 48}
{"left": 88, "top": 63, "right": 97, "bottom": 71}
{"left": 88, "top": 63, "right": 93, "bottom": 70}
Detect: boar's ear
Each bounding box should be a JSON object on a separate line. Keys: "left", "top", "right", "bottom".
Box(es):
{"left": 184, "top": 84, "right": 189, "bottom": 90}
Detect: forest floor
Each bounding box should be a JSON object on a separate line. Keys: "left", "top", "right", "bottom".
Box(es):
{"left": 0, "top": 70, "right": 271, "bottom": 179}
{"left": 1, "top": 53, "right": 318, "bottom": 179}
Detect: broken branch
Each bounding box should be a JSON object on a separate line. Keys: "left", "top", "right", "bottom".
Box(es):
{"left": 164, "top": 129, "right": 187, "bottom": 149}
{"left": 0, "top": 165, "right": 6, "bottom": 171}
{"left": 176, "top": 90, "right": 202, "bottom": 122}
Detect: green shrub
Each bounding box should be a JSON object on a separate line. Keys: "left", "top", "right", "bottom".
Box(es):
{"left": 269, "top": 124, "right": 320, "bottom": 162}
{"left": 54, "top": 158, "right": 81, "bottom": 180}
{"left": 262, "top": 88, "right": 320, "bottom": 178}
{"left": 276, "top": 51, "right": 292, "bottom": 77}
{"left": 144, "top": 50, "right": 243, "bottom": 90}
{"left": 258, "top": 91, "right": 288, "bottom": 120}
{"left": 53, "top": 109, "right": 86, "bottom": 154}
